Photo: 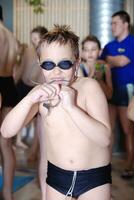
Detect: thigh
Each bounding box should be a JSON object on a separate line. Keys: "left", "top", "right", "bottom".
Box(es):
{"left": 78, "top": 184, "right": 111, "bottom": 200}
{"left": 118, "top": 106, "right": 134, "bottom": 134}
{"left": 46, "top": 184, "right": 76, "bottom": 200}
{"left": 108, "top": 104, "right": 117, "bottom": 130}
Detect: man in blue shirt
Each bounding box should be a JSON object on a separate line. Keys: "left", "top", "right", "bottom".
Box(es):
{"left": 101, "top": 10, "right": 134, "bottom": 179}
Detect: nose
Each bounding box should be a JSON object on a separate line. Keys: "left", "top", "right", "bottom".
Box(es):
{"left": 87, "top": 49, "right": 92, "bottom": 54}
{"left": 53, "top": 66, "right": 62, "bottom": 75}
{"left": 87, "top": 50, "right": 93, "bottom": 56}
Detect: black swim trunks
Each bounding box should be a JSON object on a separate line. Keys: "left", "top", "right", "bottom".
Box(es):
{"left": 46, "top": 161, "right": 112, "bottom": 198}
{"left": 109, "top": 84, "right": 134, "bottom": 106}
{"left": 16, "top": 79, "right": 33, "bottom": 101}
{"left": 0, "top": 76, "right": 19, "bottom": 107}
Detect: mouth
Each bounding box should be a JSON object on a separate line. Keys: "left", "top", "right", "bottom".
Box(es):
{"left": 87, "top": 57, "right": 93, "bottom": 60}
{"left": 49, "top": 79, "right": 70, "bottom": 85}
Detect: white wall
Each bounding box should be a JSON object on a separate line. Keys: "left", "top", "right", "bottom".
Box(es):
{"left": 13, "top": 0, "right": 90, "bottom": 44}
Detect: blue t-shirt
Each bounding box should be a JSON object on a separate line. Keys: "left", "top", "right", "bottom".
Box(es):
{"left": 100, "top": 34, "right": 134, "bottom": 88}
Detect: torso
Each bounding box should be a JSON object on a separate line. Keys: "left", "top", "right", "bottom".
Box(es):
{"left": 0, "top": 22, "right": 18, "bottom": 76}
{"left": 38, "top": 77, "right": 110, "bottom": 170}
{"left": 102, "top": 34, "right": 134, "bottom": 87}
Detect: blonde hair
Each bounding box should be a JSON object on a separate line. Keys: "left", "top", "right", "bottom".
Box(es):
{"left": 37, "top": 24, "right": 79, "bottom": 60}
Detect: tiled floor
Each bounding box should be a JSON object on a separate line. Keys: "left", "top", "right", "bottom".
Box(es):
{"left": 111, "top": 156, "right": 134, "bottom": 200}
{"left": 0, "top": 145, "right": 134, "bottom": 200}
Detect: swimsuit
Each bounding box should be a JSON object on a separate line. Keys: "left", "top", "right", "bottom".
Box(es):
{"left": 0, "top": 76, "right": 19, "bottom": 107}
{"left": 16, "top": 79, "right": 33, "bottom": 101}
{"left": 46, "top": 161, "right": 112, "bottom": 198}
{"left": 109, "top": 83, "right": 134, "bottom": 106}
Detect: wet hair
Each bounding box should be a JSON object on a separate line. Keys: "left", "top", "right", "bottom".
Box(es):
{"left": 37, "top": 24, "right": 79, "bottom": 60}
{"left": 81, "top": 35, "right": 101, "bottom": 50}
{"left": 31, "top": 26, "right": 48, "bottom": 37}
{"left": 112, "top": 10, "right": 130, "bottom": 29}
{"left": 0, "top": 5, "right": 3, "bottom": 21}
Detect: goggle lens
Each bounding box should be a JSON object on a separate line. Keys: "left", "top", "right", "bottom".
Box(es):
{"left": 40, "top": 60, "right": 74, "bottom": 70}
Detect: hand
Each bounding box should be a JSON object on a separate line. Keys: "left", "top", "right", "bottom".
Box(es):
{"left": 59, "top": 85, "right": 76, "bottom": 110}
{"left": 27, "top": 83, "right": 60, "bottom": 105}
{"left": 94, "top": 70, "right": 103, "bottom": 80}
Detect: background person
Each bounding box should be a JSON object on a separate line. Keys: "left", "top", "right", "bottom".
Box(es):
{"left": 100, "top": 10, "right": 134, "bottom": 179}
{"left": 80, "top": 35, "right": 113, "bottom": 100}
{"left": 0, "top": 5, "right": 19, "bottom": 200}
{"left": 15, "top": 26, "right": 48, "bottom": 160}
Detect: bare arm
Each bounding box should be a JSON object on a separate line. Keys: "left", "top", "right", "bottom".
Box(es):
{"left": 61, "top": 79, "right": 111, "bottom": 147}
{"left": 1, "top": 83, "right": 60, "bottom": 138}
{"left": 100, "top": 64, "right": 113, "bottom": 99}
{"left": 106, "top": 55, "right": 130, "bottom": 67}
{"left": 1, "top": 96, "right": 38, "bottom": 138}
{"left": 95, "top": 64, "right": 113, "bottom": 100}
{"left": 127, "top": 96, "right": 134, "bottom": 121}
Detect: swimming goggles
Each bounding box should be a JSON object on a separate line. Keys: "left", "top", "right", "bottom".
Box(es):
{"left": 40, "top": 60, "right": 74, "bottom": 70}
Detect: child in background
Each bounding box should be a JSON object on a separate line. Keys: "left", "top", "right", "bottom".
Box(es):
{"left": 15, "top": 26, "right": 48, "bottom": 158}
{"left": 80, "top": 35, "right": 113, "bottom": 100}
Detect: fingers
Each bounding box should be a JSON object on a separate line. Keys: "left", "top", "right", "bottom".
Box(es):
{"left": 41, "top": 83, "right": 60, "bottom": 98}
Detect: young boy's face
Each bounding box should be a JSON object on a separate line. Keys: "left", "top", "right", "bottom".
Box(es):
{"left": 82, "top": 41, "right": 100, "bottom": 64}
{"left": 39, "top": 42, "right": 78, "bottom": 85}
{"left": 31, "top": 32, "right": 41, "bottom": 48}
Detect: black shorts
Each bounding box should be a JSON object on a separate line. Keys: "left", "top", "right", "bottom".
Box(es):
{"left": 0, "top": 76, "right": 19, "bottom": 107}
{"left": 16, "top": 79, "right": 33, "bottom": 101}
{"left": 109, "top": 84, "right": 134, "bottom": 107}
{"left": 46, "top": 161, "right": 112, "bottom": 198}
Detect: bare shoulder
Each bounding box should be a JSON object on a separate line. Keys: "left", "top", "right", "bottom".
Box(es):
{"left": 74, "top": 77, "right": 109, "bottom": 124}
{"left": 0, "top": 24, "right": 7, "bottom": 44}
{"left": 74, "top": 77, "right": 103, "bottom": 94}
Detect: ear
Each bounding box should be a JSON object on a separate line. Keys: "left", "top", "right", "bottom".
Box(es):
{"left": 73, "top": 58, "right": 81, "bottom": 78}
{"left": 124, "top": 21, "right": 129, "bottom": 30}
{"left": 75, "top": 57, "right": 81, "bottom": 70}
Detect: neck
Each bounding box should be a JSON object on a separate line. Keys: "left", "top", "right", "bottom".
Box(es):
{"left": 86, "top": 60, "right": 96, "bottom": 68}
{"left": 117, "top": 31, "right": 129, "bottom": 42}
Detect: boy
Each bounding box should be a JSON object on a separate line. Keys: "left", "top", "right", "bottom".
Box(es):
{"left": 1, "top": 25, "right": 112, "bottom": 200}
{"left": 80, "top": 35, "right": 113, "bottom": 100}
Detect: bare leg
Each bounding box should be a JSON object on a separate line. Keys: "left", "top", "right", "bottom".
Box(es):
{"left": 46, "top": 185, "right": 76, "bottom": 200}
{"left": 118, "top": 106, "right": 134, "bottom": 169}
{"left": 0, "top": 107, "right": 15, "bottom": 200}
{"left": 15, "top": 132, "right": 28, "bottom": 149}
{"left": 28, "top": 116, "right": 39, "bottom": 162}
{"left": 0, "top": 137, "right": 15, "bottom": 200}
{"left": 78, "top": 184, "right": 111, "bottom": 200}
